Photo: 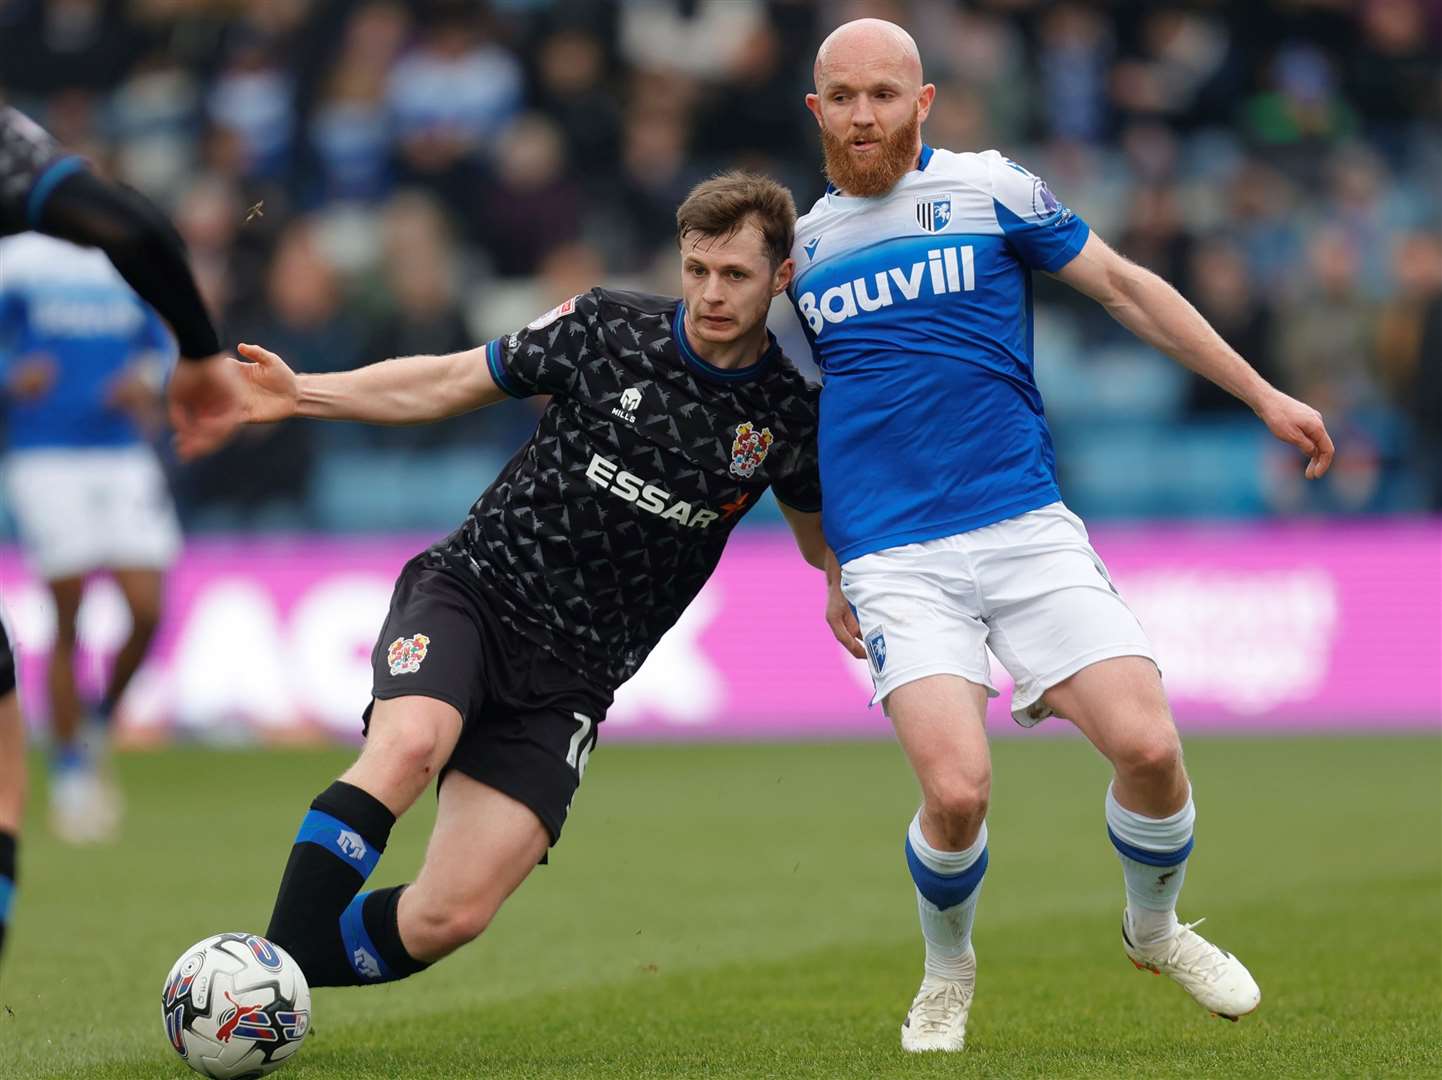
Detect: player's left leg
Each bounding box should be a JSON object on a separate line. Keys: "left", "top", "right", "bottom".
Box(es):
{"left": 1044, "top": 658, "right": 1260, "bottom": 1019}
{"left": 99, "top": 566, "right": 165, "bottom": 727}
{"left": 982, "top": 503, "right": 1259, "bottom": 1020}
{"left": 393, "top": 773, "right": 548, "bottom": 963}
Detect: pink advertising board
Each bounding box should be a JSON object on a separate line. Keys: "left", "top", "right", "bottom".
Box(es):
{"left": 1, "top": 520, "right": 1438, "bottom": 742}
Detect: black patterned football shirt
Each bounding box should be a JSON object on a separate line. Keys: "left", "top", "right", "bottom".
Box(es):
{"left": 423, "top": 287, "right": 822, "bottom": 691}
{"left": 0, "top": 106, "right": 84, "bottom": 236}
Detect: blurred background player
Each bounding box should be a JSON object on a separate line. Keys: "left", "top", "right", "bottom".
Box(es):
{"left": 0, "top": 231, "right": 182, "bottom": 843}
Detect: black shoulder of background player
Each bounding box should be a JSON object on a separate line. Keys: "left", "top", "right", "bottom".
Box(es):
{"left": 593, "top": 288, "right": 680, "bottom": 319}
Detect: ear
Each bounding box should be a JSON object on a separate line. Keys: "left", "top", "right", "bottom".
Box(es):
{"left": 917, "top": 83, "right": 937, "bottom": 124}
{"left": 772, "top": 257, "right": 795, "bottom": 296}
{"left": 804, "top": 92, "right": 824, "bottom": 127}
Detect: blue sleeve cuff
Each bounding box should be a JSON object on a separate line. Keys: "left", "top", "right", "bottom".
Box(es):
{"left": 1038, "top": 219, "right": 1090, "bottom": 273}
{"left": 25, "top": 155, "right": 87, "bottom": 229}
{"left": 485, "top": 338, "right": 526, "bottom": 398}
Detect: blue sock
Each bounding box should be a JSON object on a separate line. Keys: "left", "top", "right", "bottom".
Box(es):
{"left": 906, "top": 813, "right": 988, "bottom": 981}
{"left": 340, "top": 884, "right": 429, "bottom": 985}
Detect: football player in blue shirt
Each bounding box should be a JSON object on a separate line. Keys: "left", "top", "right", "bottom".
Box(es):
{"left": 2, "top": 232, "right": 183, "bottom": 843}
{"left": 793, "top": 19, "right": 1334, "bottom": 1050}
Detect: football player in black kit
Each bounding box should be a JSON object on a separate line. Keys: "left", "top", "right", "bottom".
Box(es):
{"left": 186, "top": 172, "right": 834, "bottom": 989}
{"left": 0, "top": 103, "right": 241, "bottom": 969}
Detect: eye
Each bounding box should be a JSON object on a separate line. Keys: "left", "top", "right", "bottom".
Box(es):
{"left": 728, "top": 270, "right": 748, "bottom": 281}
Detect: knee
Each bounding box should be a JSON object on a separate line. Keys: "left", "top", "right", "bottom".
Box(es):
{"left": 407, "top": 896, "right": 494, "bottom": 958}
{"left": 1114, "top": 727, "right": 1183, "bottom": 786}
{"left": 366, "top": 715, "right": 446, "bottom": 782}
{"left": 924, "top": 771, "right": 991, "bottom": 839}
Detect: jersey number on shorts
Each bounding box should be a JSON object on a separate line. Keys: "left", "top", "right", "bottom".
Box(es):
{"left": 566, "top": 713, "right": 595, "bottom": 778}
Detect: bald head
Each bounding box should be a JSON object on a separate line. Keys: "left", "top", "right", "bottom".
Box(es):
{"left": 814, "top": 18, "right": 923, "bottom": 91}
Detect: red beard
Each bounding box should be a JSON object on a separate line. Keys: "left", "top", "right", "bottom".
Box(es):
{"left": 820, "top": 103, "right": 921, "bottom": 197}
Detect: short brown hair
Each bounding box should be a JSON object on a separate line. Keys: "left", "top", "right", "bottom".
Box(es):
{"left": 676, "top": 171, "right": 797, "bottom": 268}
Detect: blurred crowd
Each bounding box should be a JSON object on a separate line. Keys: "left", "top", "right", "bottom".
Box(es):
{"left": 1, "top": 0, "right": 1439, "bottom": 529}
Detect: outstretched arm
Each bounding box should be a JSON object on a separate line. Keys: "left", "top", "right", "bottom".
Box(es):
{"left": 1052, "top": 232, "right": 1335, "bottom": 479}
{"left": 286, "top": 344, "right": 510, "bottom": 423}
{"left": 175, "top": 342, "right": 509, "bottom": 458}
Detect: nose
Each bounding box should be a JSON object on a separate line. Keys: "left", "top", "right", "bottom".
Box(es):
{"left": 852, "top": 93, "right": 877, "bottom": 128}
{"left": 701, "top": 272, "right": 725, "bottom": 304}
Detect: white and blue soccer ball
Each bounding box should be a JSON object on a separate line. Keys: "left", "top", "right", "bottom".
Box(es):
{"left": 161, "top": 933, "right": 311, "bottom": 1079}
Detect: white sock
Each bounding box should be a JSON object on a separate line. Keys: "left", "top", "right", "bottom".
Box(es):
{"left": 906, "top": 812, "right": 987, "bottom": 982}
{"left": 1105, "top": 782, "right": 1195, "bottom": 947}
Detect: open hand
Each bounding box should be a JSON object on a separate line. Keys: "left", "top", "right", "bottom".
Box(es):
{"left": 168, "top": 344, "right": 298, "bottom": 460}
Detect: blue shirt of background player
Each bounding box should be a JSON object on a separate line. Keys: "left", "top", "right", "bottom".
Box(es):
{"left": 789, "top": 146, "right": 1091, "bottom": 564}
{"left": 0, "top": 238, "right": 177, "bottom": 451}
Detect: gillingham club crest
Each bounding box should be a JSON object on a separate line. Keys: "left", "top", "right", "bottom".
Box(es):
{"left": 916, "top": 195, "right": 952, "bottom": 233}
{"left": 387, "top": 633, "right": 430, "bottom": 676}
{"left": 729, "top": 421, "right": 774, "bottom": 479}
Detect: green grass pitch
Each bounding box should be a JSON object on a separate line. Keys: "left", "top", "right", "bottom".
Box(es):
{"left": 1, "top": 734, "right": 1438, "bottom": 1079}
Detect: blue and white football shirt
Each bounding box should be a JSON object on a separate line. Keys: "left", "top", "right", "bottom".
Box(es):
{"left": 0, "top": 232, "right": 176, "bottom": 450}
{"left": 790, "top": 145, "right": 1090, "bottom": 563}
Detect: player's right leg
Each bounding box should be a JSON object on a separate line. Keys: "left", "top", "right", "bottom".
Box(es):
{"left": 265, "top": 558, "right": 474, "bottom": 986}
{"left": 1, "top": 609, "right": 24, "bottom": 968}
{"left": 841, "top": 539, "right": 995, "bottom": 1052}
{"left": 43, "top": 574, "right": 118, "bottom": 843}
{"left": 264, "top": 694, "right": 462, "bottom": 987}
{"left": 4, "top": 449, "right": 115, "bottom": 841}
{"left": 887, "top": 676, "right": 992, "bottom": 1052}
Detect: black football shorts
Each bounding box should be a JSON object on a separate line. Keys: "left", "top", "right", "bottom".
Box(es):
{"left": 364, "top": 558, "right": 610, "bottom": 845}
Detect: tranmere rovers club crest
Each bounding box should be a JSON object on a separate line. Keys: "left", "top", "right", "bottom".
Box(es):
{"left": 916, "top": 195, "right": 952, "bottom": 233}
{"left": 729, "top": 421, "right": 774, "bottom": 479}
{"left": 387, "top": 634, "right": 430, "bottom": 676}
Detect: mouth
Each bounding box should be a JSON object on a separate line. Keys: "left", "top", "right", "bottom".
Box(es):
{"left": 850, "top": 138, "right": 880, "bottom": 154}
{"left": 699, "top": 314, "right": 733, "bottom": 329}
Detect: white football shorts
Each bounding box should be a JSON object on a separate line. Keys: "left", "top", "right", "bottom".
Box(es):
{"left": 840, "top": 502, "right": 1156, "bottom": 726}
{"left": 4, "top": 445, "right": 182, "bottom": 580}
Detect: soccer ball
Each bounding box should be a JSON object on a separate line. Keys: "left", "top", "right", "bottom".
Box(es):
{"left": 161, "top": 933, "right": 311, "bottom": 1079}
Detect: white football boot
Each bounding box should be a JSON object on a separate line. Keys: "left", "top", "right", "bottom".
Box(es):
{"left": 49, "top": 767, "right": 120, "bottom": 844}
{"left": 1123, "top": 913, "right": 1261, "bottom": 1021}
{"left": 900, "top": 947, "right": 975, "bottom": 1052}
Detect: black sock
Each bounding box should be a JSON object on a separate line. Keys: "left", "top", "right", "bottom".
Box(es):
{"left": 329, "top": 884, "right": 431, "bottom": 987}
{"left": 0, "top": 830, "right": 16, "bottom": 965}
{"left": 266, "top": 781, "right": 395, "bottom": 987}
